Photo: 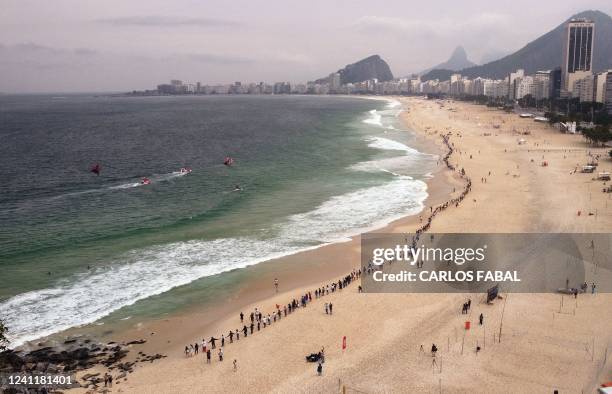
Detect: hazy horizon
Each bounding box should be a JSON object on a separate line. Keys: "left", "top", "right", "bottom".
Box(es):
{"left": 2, "top": 0, "right": 612, "bottom": 93}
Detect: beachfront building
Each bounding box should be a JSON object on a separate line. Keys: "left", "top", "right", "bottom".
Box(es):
{"left": 534, "top": 71, "right": 551, "bottom": 100}
{"left": 594, "top": 71, "right": 608, "bottom": 103}
{"left": 329, "top": 73, "right": 341, "bottom": 93}
{"left": 516, "top": 76, "right": 535, "bottom": 99}
{"left": 606, "top": 72, "right": 612, "bottom": 114}
{"left": 470, "top": 77, "right": 487, "bottom": 96}
{"left": 450, "top": 74, "right": 466, "bottom": 96}
{"left": 574, "top": 75, "right": 595, "bottom": 102}
{"left": 550, "top": 67, "right": 563, "bottom": 99}
{"left": 489, "top": 80, "right": 509, "bottom": 99}
{"left": 508, "top": 69, "right": 525, "bottom": 100}
{"left": 561, "top": 18, "right": 595, "bottom": 98}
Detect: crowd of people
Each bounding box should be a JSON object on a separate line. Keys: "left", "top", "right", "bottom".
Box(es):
{"left": 409, "top": 132, "right": 472, "bottom": 250}
{"left": 182, "top": 131, "right": 472, "bottom": 374}
{"left": 184, "top": 269, "right": 362, "bottom": 368}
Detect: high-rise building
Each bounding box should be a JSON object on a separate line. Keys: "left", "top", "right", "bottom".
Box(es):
{"left": 534, "top": 71, "right": 551, "bottom": 100}
{"left": 329, "top": 73, "right": 341, "bottom": 93}
{"left": 561, "top": 18, "right": 594, "bottom": 97}
{"left": 507, "top": 69, "right": 524, "bottom": 100}
{"left": 606, "top": 72, "right": 612, "bottom": 115}
{"left": 550, "top": 67, "right": 562, "bottom": 99}
{"left": 594, "top": 71, "right": 608, "bottom": 103}
{"left": 516, "top": 76, "right": 535, "bottom": 99}
{"left": 574, "top": 75, "right": 595, "bottom": 102}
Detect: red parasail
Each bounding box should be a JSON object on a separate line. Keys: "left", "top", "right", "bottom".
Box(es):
{"left": 90, "top": 163, "right": 101, "bottom": 175}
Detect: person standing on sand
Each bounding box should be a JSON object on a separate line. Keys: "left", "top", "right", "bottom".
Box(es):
{"left": 228, "top": 330, "right": 234, "bottom": 343}
{"left": 240, "top": 312, "right": 244, "bottom": 323}
{"left": 210, "top": 336, "right": 217, "bottom": 349}
{"left": 250, "top": 322, "right": 254, "bottom": 334}
{"left": 243, "top": 325, "right": 248, "bottom": 338}
{"left": 325, "top": 303, "right": 328, "bottom": 314}
{"left": 219, "top": 348, "right": 223, "bottom": 362}
{"left": 275, "top": 278, "right": 279, "bottom": 292}
{"left": 317, "top": 362, "right": 323, "bottom": 376}
{"left": 236, "top": 329, "right": 240, "bottom": 340}
{"left": 479, "top": 313, "right": 484, "bottom": 325}
{"left": 329, "top": 303, "right": 333, "bottom": 315}
{"left": 592, "top": 282, "right": 597, "bottom": 294}
{"left": 221, "top": 334, "right": 225, "bottom": 347}
{"left": 206, "top": 349, "right": 211, "bottom": 364}
{"left": 233, "top": 359, "right": 238, "bottom": 372}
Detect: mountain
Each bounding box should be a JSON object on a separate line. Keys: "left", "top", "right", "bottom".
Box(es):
{"left": 421, "top": 69, "right": 455, "bottom": 82}
{"left": 420, "top": 46, "right": 476, "bottom": 75}
{"left": 479, "top": 49, "right": 512, "bottom": 65}
{"left": 452, "top": 10, "right": 612, "bottom": 79}
{"left": 315, "top": 55, "right": 394, "bottom": 84}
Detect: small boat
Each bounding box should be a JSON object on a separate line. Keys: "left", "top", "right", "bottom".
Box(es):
{"left": 179, "top": 167, "right": 192, "bottom": 174}
{"left": 141, "top": 177, "right": 151, "bottom": 185}
{"left": 224, "top": 156, "right": 234, "bottom": 166}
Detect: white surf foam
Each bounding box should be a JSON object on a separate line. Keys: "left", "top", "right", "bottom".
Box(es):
{"left": 350, "top": 137, "right": 431, "bottom": 176}
{"left": 362, "top": 110, "right": 383, "bottom": 127}
{"left": 365, "top": 136, "right": 421, "bottom": 154}
{"left": 0, "top": 175, "right": 427, "bottom": 348}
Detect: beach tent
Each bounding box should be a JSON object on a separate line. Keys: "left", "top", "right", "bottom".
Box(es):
{"left": 598, "top": 172, "right": 611, "bottom": 181}
{"left": 582, "top": 166, "right": 596, "bottom": 173}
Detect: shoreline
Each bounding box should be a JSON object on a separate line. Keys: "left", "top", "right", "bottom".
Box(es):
{"left": 9, "top": 95, "right": 612, "bottom": 392}
{"left": 98, "top": 96, "right": 611, "bottom": 393}
{"left": 2, "top": 94, "right": 430, "bottom": 350}
{"left": 2, "top": 95, "right": 454, "bottom": 379}
{"left": 75, "top": 95, "right": 454, "bottom": 358}
{"left": 59, "top": 95, "right": 461, "bottom": 390}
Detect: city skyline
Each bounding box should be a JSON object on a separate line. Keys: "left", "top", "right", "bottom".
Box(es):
{"left": 2, "top": 0, "right": 612, "bottom": 93}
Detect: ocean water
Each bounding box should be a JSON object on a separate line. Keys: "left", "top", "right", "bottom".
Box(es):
{"left": 0, "top": 94, "right": 436, "bottom": 347}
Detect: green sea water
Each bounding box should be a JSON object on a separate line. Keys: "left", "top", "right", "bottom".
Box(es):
{"left": 0, "top": 94, "right": 436, "bottom": 346}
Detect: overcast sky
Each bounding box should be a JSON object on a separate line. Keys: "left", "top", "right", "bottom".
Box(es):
{"left": 1, "top": 0, "right": 611, "bottom": 93}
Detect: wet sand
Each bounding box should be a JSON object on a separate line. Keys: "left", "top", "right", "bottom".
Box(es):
{"left": 72, "top": 97, "right": 612, "bottom": 393}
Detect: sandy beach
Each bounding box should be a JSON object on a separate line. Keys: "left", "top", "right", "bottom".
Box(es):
{"left": 72, "top": 97, "right": 612, "bottom": 393}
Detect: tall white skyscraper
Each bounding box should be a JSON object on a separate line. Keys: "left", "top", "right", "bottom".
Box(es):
{"left": 561, "top": 18, "right": 595, "bottom": 97}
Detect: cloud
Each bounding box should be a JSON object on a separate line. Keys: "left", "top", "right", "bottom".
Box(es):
{"left": 12, "top": 42, "right": 58, "bottom": 52}
{"left": 352, "top": 13, "right": 511, "bottom": 38}
{"left": 96, "top": 16, "right": 243, "bottom": 28}
{"left": 73, "top": 48, "right": 97, "bottom": 56}
{"left": 352, "top": 16, "right": 436, "bottom": 37}
{"left": 0, "top": 43, "right": 97, "bottom": 57}
{"left": 183, "top": 53, "right": 253, "bottom": 64}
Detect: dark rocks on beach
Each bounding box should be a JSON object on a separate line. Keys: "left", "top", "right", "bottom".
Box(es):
{"left": 0, "top": 336, "right": 164, "bottom": 386}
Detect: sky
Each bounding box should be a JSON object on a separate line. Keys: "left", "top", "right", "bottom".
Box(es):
{"left": 1, "top": 0, "right": 611, "bottom": 93}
